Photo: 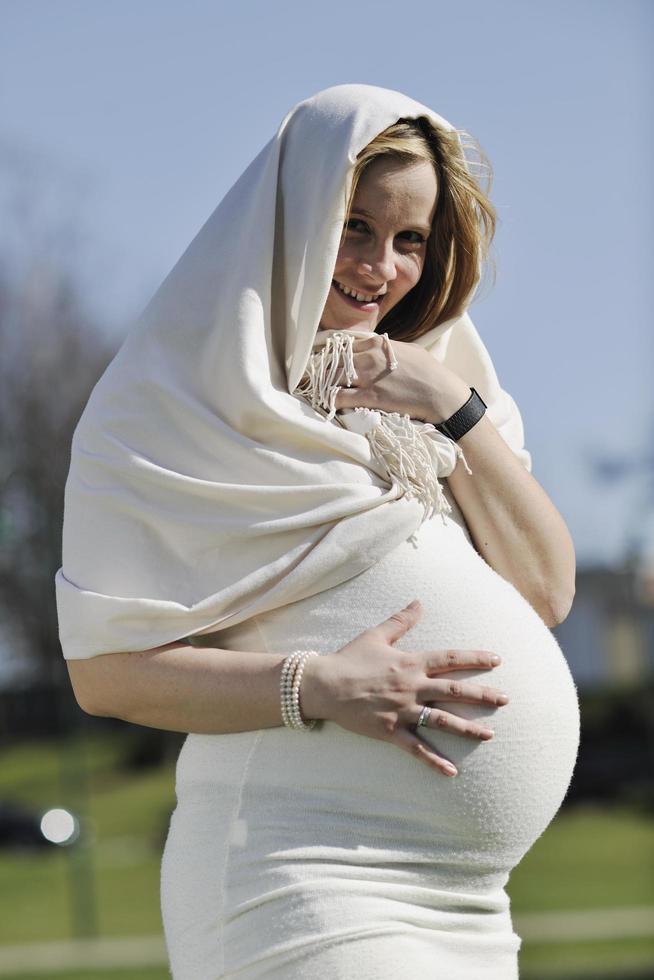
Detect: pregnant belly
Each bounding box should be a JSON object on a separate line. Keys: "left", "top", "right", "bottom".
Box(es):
{"left": 200, "top": 510, "right": 581, "bottom": 877}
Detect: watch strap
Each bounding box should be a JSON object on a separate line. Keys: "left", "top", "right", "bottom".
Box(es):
{"left": 434, "top": 387, "right": 487, "bottom": 442}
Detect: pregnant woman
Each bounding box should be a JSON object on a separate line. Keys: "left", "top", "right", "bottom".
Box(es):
{"left": 56, "top": 83, "right": 580, "bottom": 978}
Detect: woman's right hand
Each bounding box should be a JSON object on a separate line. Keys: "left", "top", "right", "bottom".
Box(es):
{"left": 301, "top": 598, "right": 509, "bottom": 777}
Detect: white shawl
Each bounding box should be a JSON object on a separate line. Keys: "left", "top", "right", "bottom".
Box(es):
{"left": 55, "top": 83, "right": 531, "bottom": 660}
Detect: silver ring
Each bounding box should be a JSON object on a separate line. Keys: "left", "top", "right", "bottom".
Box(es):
{"left": 416, "top": 705, "right": 432, "bottom": 729}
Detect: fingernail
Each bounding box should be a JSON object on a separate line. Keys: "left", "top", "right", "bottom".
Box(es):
{"left": 490, "top": 655, "right": 501, "bottom": 665}
{"left": 443, "top": 763, "right": 457, "bottom": 776}
{"left": 407, "top": 599, "right": 421, "bottom": 609}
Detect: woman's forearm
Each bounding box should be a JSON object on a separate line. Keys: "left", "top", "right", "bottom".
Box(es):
{"left": 70, "top": 642, "right": 328, "bottom": 734}
{"left": 427, "top": 378, "right": 576, "bottom": 627}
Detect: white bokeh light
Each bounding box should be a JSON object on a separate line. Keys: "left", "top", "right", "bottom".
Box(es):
{"left": 40, "top": 808, "right": 79, "bottom": 845}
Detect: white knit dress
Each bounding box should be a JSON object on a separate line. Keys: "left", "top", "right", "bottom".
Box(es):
{"left": 160, "top": 486, "right": 580, "bottom": 979}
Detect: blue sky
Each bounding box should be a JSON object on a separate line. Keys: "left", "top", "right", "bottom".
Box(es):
{"left": 1, "top": 0, "right": 652, "bottom": 566}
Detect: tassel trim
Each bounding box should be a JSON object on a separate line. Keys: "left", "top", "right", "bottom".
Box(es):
{"left": 295, "top": 330, "right": 359, "bottom": 420}
{"left": 295, "top": 331, "right": 473, "bottom": 526}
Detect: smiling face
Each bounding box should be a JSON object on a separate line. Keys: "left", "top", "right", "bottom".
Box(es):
{"left": 319, "top": 156, "right": 438, "bottom": 333}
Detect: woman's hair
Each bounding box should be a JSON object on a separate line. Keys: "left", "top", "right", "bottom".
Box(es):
{"left": 344, "top": 116, "right": 497, "bottom": 342}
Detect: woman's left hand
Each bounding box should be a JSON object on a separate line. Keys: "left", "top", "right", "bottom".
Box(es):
{"left": 332, "top": 332, "right": 468, "bottom": 424}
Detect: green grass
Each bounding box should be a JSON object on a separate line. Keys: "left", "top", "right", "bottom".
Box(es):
{"left": 1, "top": 730, "right": 653, "bottom": 979}
{"left": 519, "top": 937, "right": 654, "bottom": 978}
{"left": 1, "top": 730, "right": 175, "bottom": 942}
{"left": 507, "top": 800, "right": 654, "bottom": 912}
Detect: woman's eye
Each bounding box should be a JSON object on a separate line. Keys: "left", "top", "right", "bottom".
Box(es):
{"left": 343, "top": 220, "right": 427, "bottom": 245}
{"left": 401, "top": 231, "right": 427, "bottom": 245}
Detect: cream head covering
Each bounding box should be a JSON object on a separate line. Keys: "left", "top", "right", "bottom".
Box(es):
{"left": 55, "top": 83, "right": 531, "bottom": 660}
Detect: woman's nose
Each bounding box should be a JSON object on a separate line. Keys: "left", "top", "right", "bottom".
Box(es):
{"left": 359, "top": 239, "right": 398, "bottom": 284}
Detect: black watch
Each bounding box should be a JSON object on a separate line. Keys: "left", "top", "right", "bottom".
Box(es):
{"left": 434, "top": 387, "right": 487, "bottom": 442}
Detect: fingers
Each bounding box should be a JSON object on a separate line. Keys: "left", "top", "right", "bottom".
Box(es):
{"left": 388, "top": 698, "right": 502, "bottom": 778}
{"left": 425, "top": 649, "right": 502, "bottom": 672}
{"left": 352, "top": 335, "right": 379, "bottom": 350}
{"left": 391, "top": 726, "right": 459, "bottom": 777}
{"left": 371, "top": 600, "right": 423, "bottom": 646}
{"left": 334, "top": 366, "right": 359, "bottom": 388}
{"left": 333, "top": 336, "right": 378, "bottom": 385}
{"left": 413, "top": 706, "right": 496, "bottom": 742}
{"left": 421, "top": 679, "right": 510, "bottom": 707}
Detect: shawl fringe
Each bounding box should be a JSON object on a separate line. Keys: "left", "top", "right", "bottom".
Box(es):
{"left": 295, "top": 330, "right": 473, "bottom": 527}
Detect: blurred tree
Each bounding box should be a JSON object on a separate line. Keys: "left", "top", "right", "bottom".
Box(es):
{"left": 0, "top": 145, "right": 118, "bottom": 683}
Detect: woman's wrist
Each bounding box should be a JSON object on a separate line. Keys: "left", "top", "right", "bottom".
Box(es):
{"left": 426, "top": 375, "right": 472, "bottom": 428}
{"left": 298, "top": 653, "right": 334, "bottom": 722}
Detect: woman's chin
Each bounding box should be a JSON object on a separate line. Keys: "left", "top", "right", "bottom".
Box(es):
{"left": 319, "top": 324, "right": 376, "bottom": 333}
{"left": 318, "top": 314, "right": 377, "bottom": 333}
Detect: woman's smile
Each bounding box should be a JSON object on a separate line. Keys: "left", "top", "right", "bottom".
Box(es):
{"left": 331, "top": 279, "right": 385, "bottom": 313}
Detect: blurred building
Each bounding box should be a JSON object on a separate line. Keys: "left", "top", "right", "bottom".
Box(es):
{"left": 554, "top": 557, "right": 654, "bottom": 690}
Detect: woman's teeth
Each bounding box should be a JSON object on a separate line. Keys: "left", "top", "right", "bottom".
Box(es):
{"left": 334, "top": 280, "right": 382, "bottom": 303}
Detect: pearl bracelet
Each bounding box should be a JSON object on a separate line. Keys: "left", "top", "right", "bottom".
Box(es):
{"left": 280, "top": 650, "right": 319, "bottom": 731}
